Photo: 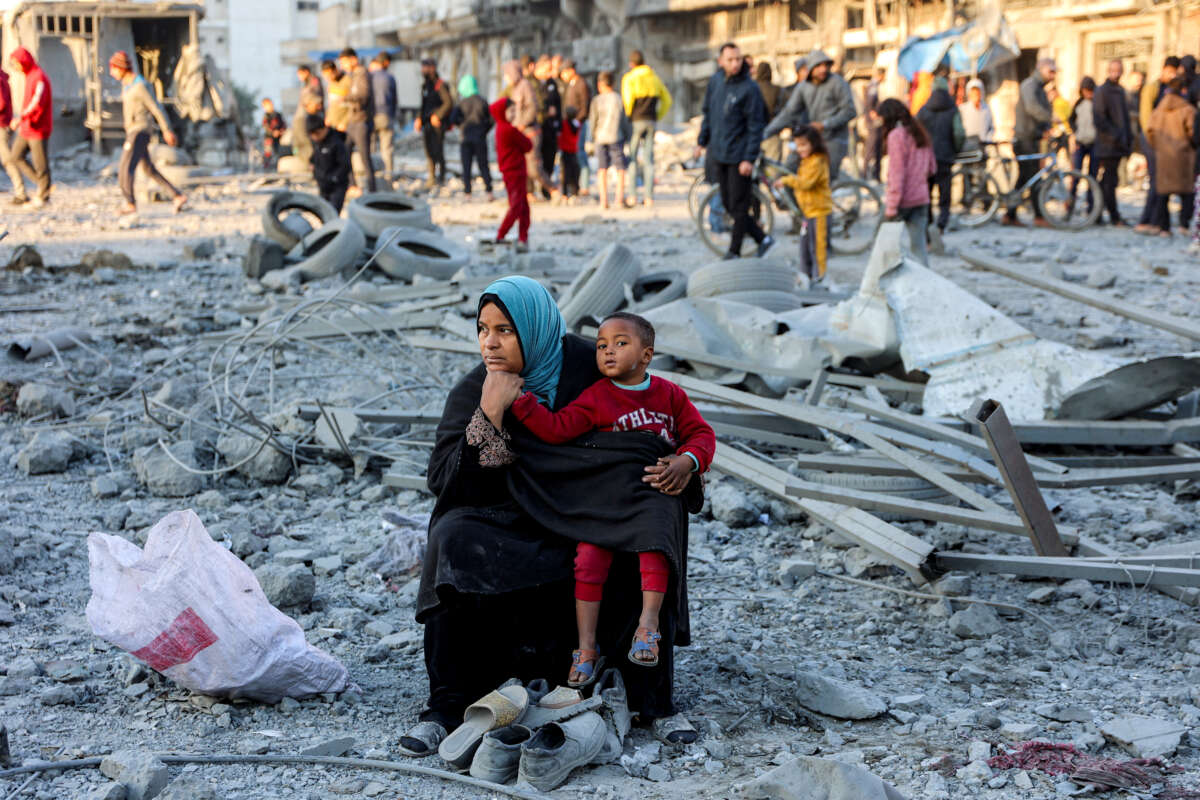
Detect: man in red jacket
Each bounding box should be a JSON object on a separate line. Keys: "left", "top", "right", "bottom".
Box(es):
{"left": 6, "top": 47, "right": 52, "bottom": 207}
{"left": 0, "top": 67, "right": 20, "bottom": 204}
{"left": 491, "top": 98, "right": 533, "bottom": 251}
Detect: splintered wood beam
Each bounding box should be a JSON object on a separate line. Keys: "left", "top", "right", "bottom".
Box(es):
{"left": 934, "top": 551, "right": 1200, "bottom": 589}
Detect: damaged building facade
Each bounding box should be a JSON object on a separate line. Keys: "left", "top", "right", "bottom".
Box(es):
{"left": 311, "top": 0, "right": 1200, "bottom": 136}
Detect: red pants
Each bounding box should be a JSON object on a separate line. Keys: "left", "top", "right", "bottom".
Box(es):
{"left": 574, "top": 542, "right": 669, "bottom": 602}
{"left": 498, "top": 170, "right": 530, "bottom": 243}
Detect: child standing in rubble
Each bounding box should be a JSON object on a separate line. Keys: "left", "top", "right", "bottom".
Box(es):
{"left": 491, "top": 98, "right": 533, "bottom": 252}
{"left": 507, "top": 312, "right": 715, "bottom": 688}
{"left": 774, "top": 125, "right": 832, "bottom": 283}
{"left": 108, "top": 51, "right": 187, "bottom": 217}
{"left": 307, "top": 115, "right": 351, "bottom": 212}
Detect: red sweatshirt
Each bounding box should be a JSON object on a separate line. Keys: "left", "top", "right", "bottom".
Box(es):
{"left": 490, "top": 98, "right": 531, "bottom": 175}
{"left": 0, "top": 70, "right": 11, "bottom": 129}
{"left": 511, "top": 375, "right": 716, "bottom": 472}
{"left": 11, "top": 47, "right": 52, "bottom": 140}
{"left": 558, "top": 119, "right": 579, "bottom": 154}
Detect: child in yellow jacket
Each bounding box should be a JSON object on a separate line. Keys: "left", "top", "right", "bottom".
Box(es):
{"left": 775, "top": 126, "right": 833, "bottom": 281}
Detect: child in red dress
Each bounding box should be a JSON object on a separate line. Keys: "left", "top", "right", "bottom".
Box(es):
{"left": 510, "top": 312, "right": 715, "bottom": 687}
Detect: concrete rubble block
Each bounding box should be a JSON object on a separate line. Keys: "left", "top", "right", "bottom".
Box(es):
{"left": 777, "top": 559, "right": 816, "bottom": 588}
{"left": 16, "top": 383, "right": 75, "bottom": 418}
{"left": 216, "top": 432, "right": 292, "bottom": 484}
{"left": 842, "top": 547, "right": 891, "bottom": 578}
{"left": 17, "top": 430, "right": 78, "bottom": 475}
{"left": 793, "top": 671, "right": 886, "bottom": 720}
{"left": 132, "top": 441, "right": 206, "bottom": 497}
{"left": 253, "top": 562, "right": 315, "bottom": 608}
{"left": 243, "top": 235, "right": 285, "bottom": 280}
{"left": 80, "top": 250, "right": 134, "bottom": 271}
{"left": 156, "top": 775, "right": 219, "bottom": 800}
{"left": 1101, "top": 715, "right": 1188, "bottom": 758}
{"left": 709, "top": 483, "right": 760, "bottom": 528}
{"left": 183, "top": 239, "right": 217, "bottom": 261}
{"left": 736, "top": 756, "right": 907, "bottom": 800}
{"left": 99, "top": 750, "right": 169, "bottom": 800}
{"left": 151, "top": 379, "right": 197, "bottom": 410}
{"left": 301, "top": 735, "right": 356, "bottom": 757}
{"left": 7, "top": 244, "right": 43, "bottom": 269}
{"left": 947, "top": 604, "right": 1003, "bottom": 639}
{"left": 91, "top": 475, "right": 121, "bottom": 499}
{"left": 1034, "top": 703, "right": 1093, "bottom": 723}
{"left": 88, "top": 784, "right": 128, "bottom": 800}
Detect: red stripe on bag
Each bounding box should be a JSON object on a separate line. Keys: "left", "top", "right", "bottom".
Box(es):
{"left": 132, "top": 608, "right": 218, "bottom": 672}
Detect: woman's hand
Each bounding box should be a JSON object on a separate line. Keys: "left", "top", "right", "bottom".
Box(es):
{"left": 643, "top": 455, "right": 693, "bottom": 496}
{"left": 480, "top": 371, "right": 525, "bottom": 429}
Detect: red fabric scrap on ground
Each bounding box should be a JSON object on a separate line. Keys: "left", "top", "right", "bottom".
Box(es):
{"left": 988, "top": 740, "right": 1198, "bottom": 798}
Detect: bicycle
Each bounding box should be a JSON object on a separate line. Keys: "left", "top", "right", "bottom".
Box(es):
{"left": 947, "top": 147, "right": 1003, "bottom": 228}
{"left": 982, "top": 147, "right": 1102, "bottom": 229}
{"left": 692, "top": 155, "right": 883, "bottom": 257}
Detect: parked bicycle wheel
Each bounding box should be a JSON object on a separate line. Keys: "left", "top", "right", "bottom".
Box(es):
{"left": 950, "top": 168, "right": 1001, "bottom": 228}
{"left": 695, "top": 183, "right": 775, "bottom": 257}
{"left": 828, "top": 178, "right": 883, "bottom": 254}
{"left": 687, "top": 172, "right": 709, "bottom": 220}
{"left": 1039, "top": 170, "right": 1102, "bottom": 230}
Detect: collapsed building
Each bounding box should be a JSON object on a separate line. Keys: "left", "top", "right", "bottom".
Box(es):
{"left": 304, "top": 0, "right": 1200, "bottom": 137}
{"left": 0, "top": 0, "right": 240, "bottom": 164}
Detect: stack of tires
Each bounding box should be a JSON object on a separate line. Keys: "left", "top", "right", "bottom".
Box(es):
{"left": 252, "top": 190, "right": 471, "bottom": 287}
{"left": 556, "top": 244, "right": 688, "bottom": 328}
{"left": 685, "top": 259, "right": 808, "bottom": 313}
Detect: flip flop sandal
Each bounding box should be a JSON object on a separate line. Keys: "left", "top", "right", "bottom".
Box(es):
{"left": 652, "top": 713, "right": 699, "bottom": 746}
{"left": 437, "top": 684, "right": 529, "bottom": 769}
{"left": 397, "top": 721, "right": 448, "bottom": 757}
{"left": 566, "top": 649, "right": 604, "bottom": 689}
{"left": 628, "top": 627, "right": 662, "bottom": 667}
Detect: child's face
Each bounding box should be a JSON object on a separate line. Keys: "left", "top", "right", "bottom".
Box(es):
{"left": 596, "top": 319, "right": 652, "bottom": 382}
{"left": 796, "top": 137, "right": 814, "bottom": 159}
{"left": 505, "top": 104, "right": 516, "bottom": 123}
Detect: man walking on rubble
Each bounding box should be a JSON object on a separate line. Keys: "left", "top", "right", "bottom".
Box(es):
{"left": 416, "top": 57, "right": 453, "bottom": 189}
{"left": 370, "top": 53, "right": 398, "bottom": 185}
{"left": 1004, "top": 57, "right": 1057, "bottom": 227}
{"left": 0, "top": 66, "right": 19, "bottom": 204}
{"left": 292, "top": 64, "right": 323, "bottom": 168}
{"left": 621, "top": 49, "right": 672, "bottom": 207}
{"left": 795, "top": 50, "right": 856, "bottom": 182}
{"left": 1092, "top": 59, "right": 1132, "bottom": 227}
{"left": 697, "top": 43, "right": 773, "bottom": 259}
{"left": 108, "top": 51, "right": 187, "bottom": 216}
{"left": 337, "top": 48, "right": 376, "bottom": 194}
{"left": 5, "top": 47, "right": 52, "bottom": 208}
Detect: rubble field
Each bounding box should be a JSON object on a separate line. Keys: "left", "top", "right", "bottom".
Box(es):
{"left": 2, "top": 162, "right": 1200, "bottom": 800}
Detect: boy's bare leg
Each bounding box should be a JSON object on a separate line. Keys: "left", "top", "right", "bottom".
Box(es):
{"left": 598, "top": 167, "right": 609, "bottom": 208}
{"left": 570, "top": 598, "right": 602, "bottom": 684}
{"left": 634, "top": 590, "right": 665, "bottom": 663}
{"left": 616, "top": 170, "right": 626, "bottom": 207}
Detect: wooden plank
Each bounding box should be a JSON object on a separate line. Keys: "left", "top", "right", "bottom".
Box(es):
{"left": 1075, "top": 535, "right": 1200, "bottom": 606}
{"left": 296, "top": 406, "right": 441, "bottom": 425}
{"left": 789, "top": 453, "right": 988, "bottom": 483}
{"left": 961, "top": 248, "right": 1200, "bottom": 342}
{"left": 845, "top": 396, "right": 1067, "bottom": 475}
{"left": 714, "top": 444, "right": 934, "bottom": 583}
{"left": 785, "top": 479, "right": 1028, "bottom": 534}
{"left": 934, "top": 551, "right": 1200, "bottom": 589}
{"left": 381, "top": 472, "right": 431, "bottom": 491}
{"left": 710, "top": 422, "right": 830, "bottom": 452}
{"left": 1074, "top": 554, "right": 1200, "bottom": 567}
{"left": 1035, "top": 461, "right": 1200, "bottom": 488}
{"left": 662, "top": 371, "right": 1009, "bottom": 515}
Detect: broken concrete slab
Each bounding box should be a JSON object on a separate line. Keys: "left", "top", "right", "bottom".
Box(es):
{"left": 17, "top": 430, "right": 78, "bottom": 475}
{"left": 736, "top": 755, "right": 907, "bottom": 799}
{"left": 16, "top": 383, "right": 75, "bottom": 418}
{"left": 947, "top": 604, "right": 1003, "bottom": 639}
{"left": 253, "top": 562, "right": 315, "bottom": 608}
{"left": 1034, "top": 703, "right": 1093, "bottom": 723}
{"left": 156, "top": 775, "right": 218, "bottom": 800}
{"left": 216, "top": 432, "right": 292, "bottom": 483}
{"left": 99, "top": 750, "right": 169, "bottom": 800}
{"left": 132, "top": 441, "right": 205, "bottom": 497}
{"left": 1101, "top": 714, "right": 1187, "bottom": 758}
{"left": 793, "top": 671, "right": 886, "bottom": 719}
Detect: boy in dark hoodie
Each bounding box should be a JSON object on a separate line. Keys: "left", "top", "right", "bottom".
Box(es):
{"left": 916, "top": 76, "right": 964, "bottom": 235}
{"left": 307, "top": 115, "right": 351, "bottom": 211}
{"left": 558, "top": 105, "right": 581, "bottom": 198}
{"left": 492, "top": 98, "right": 533, "bottom": 251}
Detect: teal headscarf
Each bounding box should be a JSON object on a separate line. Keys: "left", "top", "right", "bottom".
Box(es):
{"left": 479, "top": 276, "right": 566, "bottom": 407}
{"left": 458, "top": 74, "right": 479, "bottom": 99}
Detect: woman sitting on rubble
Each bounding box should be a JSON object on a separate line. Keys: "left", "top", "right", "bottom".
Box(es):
{"left": 398, "top": 276, "right": 699, "bottom": 756}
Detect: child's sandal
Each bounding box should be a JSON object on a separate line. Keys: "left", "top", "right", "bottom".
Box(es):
{"left": 567, "top": 649, "right": 604, "bottom": 689}
{"left": 628, "top": 627, "right": 661, "bottom": 667}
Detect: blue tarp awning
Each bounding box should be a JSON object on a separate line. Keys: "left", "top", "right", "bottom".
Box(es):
{"left": 897, "top": 15, "right": 1020, "bottom": 80}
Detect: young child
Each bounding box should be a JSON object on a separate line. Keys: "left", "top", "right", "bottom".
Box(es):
{"left": 307, "top": 115, "right": 351, "bottom": 211}
{"left": 775, "top": 125, "right": 832, "bottom": 282}
{"left": 261, "top": 98, "right": 286, "bottom": 169}
{"left": 589, "top": 71, "right": 627, "bottom": 210}
{"left": 491, "top": 97, "right": 533, "bottom": 252}
{"left": 558, "top": 105, "right": 581, "bottom": 199}
{"left": 509, "top": 312, "right": 715, "bottom": 687}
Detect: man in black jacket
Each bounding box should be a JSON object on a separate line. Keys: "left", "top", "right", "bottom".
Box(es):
{"left": 697, "top": 43, "right": 772, "bottom": 259}
{"left": 1093, "top": 59, "right": 1133, "bottom": 226}
{"left": 1004, "top": 57, "right": 1056, "bottom": 226}
{"left": 416, "top": 57, "right": 453, "bottom": 187}
{"left": 917, "top": 77, "right": 963, "bottom": 234}
{"left": 337, "top": 48, "right": 375, "bottom": 193}
{"left": 307, "top": 115, "right": 351, "bottom": 211}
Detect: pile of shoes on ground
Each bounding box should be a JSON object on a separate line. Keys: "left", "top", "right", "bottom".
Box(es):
{"left": 433, "top": 670, "right": 631, "bottom": 791}
{"left": 244, "top": 190, "right": 471, "bottom": 290}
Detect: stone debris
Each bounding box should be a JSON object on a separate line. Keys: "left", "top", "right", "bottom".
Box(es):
{"left": 793, "top": 671, "right": 886, "bottom": 720}
{"left": 16, "top": 383, "right": 75, "bottom": 418}
{"left": 17, "top": 430, "right": 78, "bottom": 475}
{"left": 736, "top": 756, "right": 907, "bottom": 799}
{"left": 1100, "top": 714, "right": 1188, "bottom": 758}
{"left": 157, "top": 776, "right": 220, "bottom": 800}
{"left": 252, "top": 562, "right": 316, "bottom": 608}
{"left": 132, "top": 441, "right": 205, "bottom": 497}
{"left": 947, "top": 604, "right": 1003, "bottom": 639}
{"left": 99, "top": 750, "right": 169, "bottom": 800}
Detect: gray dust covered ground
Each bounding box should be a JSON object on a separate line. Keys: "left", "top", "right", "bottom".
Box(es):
{"left": 1, "top": 151, "right": 1200, "bottom": 800}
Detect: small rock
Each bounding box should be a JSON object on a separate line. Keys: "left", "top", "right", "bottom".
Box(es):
{"left": 279, "top": 696, "right": 301, "bottom": 713}
{"left": 81, "top": 249, "right": 134, "bottom": 270}
{"left": 646, "top": 764, "right": 671, "bottom": 782}
{"left": 956, "top": 759, "right": 992, "bottom": 781}
{"left": 17, "top": 430, "right": 77, "bottom": 475}
{"left": 1086, "top": 269, "right": 1117, "bottom": 289}
{"left": 709, "top": 483, "right": 759, "bottom": 528}
{"left": 99, "top": 750, "right": 168, "bottom": 800}
{"left": 967, "top": 741, "right": 991, "bottom": 761}
{"left": 184, "top": 239, "right": 217, "bottom": 260}
{"left": 92, "top": 475, "right": 121, "bottom": 498}
{"left": 362, "top": 783, "right": 387, "bottom": 798}
{"left": 794, "top": 671, "right": 886, "bottom": 720}
{"left": 87, "top": 784, "right": 127, "bottom": 800}
{"left": 777, "top": 559, "right": 816, "bottom": 588}
{"left": 1013, "top": 770, "right": 1033, "bottom": 789}
{"left": 842, "top": 547, "right": 890, "bottom": 578}
{"left": 253, "top": 563, "right": 315, "bottom": 608}
{"left": 327, "top": 779, "right": 365, "bottom": 795}
{"left": 132, "top": 441, "right": 205, "bottom": 497}
{"left": 1101, "top": 714, "right": 1187, "bottom": 758}
{"left": 7, "top": 655, "right": 42, "bottom": 679}
{"left": 157, "top": 775, "right": 218, "bottom": 800}
{"left": 890, "top": 694, "right": 927, "bottom": 711}
{"left": 217, "top": 432, "right": 291, "bottom": 484}
{"left": 999, "top": 722, "right": 1039, "bottom": 740}
{"left": 935, "top": 574, "right": 971, "bottom": 596}
{"left": 17, "top": 383, "right": 76, "bottom": 418}
{"left": 1026, "top": 586, "right": 1056, "bottom": 603}
{"left": 736, "top": 756, "right": 905, "bottom": 800}
{"left": 1035, "top": 703, "right": 1093, "bottom": 723}
{"left": 40, "top": 685, "right": 80, "bottom": 705}
{"left": 7, "top": 244, "right": 43, "bottom": 269}
{"left": 43, "top": 659, "right": 88, "bottom": 682}
{"left": 229, "top": 528, "right": 266, "bottom": 557}
{"left": 948, "top": 604, "right": 1003, "bottom": 639}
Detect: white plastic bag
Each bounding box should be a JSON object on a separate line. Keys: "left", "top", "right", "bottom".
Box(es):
{"left": 86, "top": 509, "right": 349, "bottom": 703}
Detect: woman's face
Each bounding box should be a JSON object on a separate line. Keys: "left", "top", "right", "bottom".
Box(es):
{"left": 478, "top": 303, "right": 524, "bottom": 373}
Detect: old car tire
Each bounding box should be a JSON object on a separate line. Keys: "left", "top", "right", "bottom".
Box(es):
{"left": 626, "top": 270, "right": 688, "bottom": 313}
{"left": 262, "top": 191, "right": 339, "bottom": 249}
{"left": 558, "top": 243, "right": 642, "bottom": 328}
{"left": 686, "top": 259, "right": 797, "bottom": 299}
{"left": 372, "top": 226, "right": 470, "bottom": 281}
{"left": 286, "top": 219, "right": 367, "bottom": 280}
{"left": 347, "top": 192, "right": 435, "bottom": 238}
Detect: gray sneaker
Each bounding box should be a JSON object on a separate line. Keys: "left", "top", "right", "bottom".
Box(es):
{"left": 517, "top": 711, "right": 607, "bottom": 791}
{"left": 469, "top": 724, "right": 532, "bottom": 784}
{"left": 593, "top": 668, "right": 631, "bottom": 741}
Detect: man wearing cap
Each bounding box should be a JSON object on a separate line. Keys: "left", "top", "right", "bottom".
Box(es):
{"left": 415, "top": 57, "right": 452, "bottom": 188}
{"left": 108, "top": 50, "right": 187, "bottom": 215}
{"left": 337, "top": 47, "right": 375, "bottom": 193}
{"left": 1005, "top": 57, "right": 1057, "bottom": 226}
{"left": 959, "top": 78, "right": 994, "bottom": 144}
